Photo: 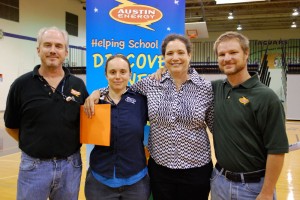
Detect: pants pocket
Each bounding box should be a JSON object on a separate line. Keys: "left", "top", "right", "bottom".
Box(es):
{"left": 20, "top": 155, "right": 38, "bottom": 171}
{"left": 210, "top": 167, "right": 221, "bottom": 182}
{"left": 68, "top": 152, "right": 82, "bottom": 168}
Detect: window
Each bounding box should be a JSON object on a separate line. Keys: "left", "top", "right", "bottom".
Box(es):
{"left": 66, "top": 12, "right": 78, "bottom": 37}
{"left": 0, "top": 0, "right": 19, "bottom": 22}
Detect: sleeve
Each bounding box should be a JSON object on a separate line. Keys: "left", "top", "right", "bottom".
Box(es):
{"left": 78, "top": 79, "right": 89, "bottom": 103}
{"left": 142, "top": 94, "right": 149, "bottom": 123}
{"left": 259, "top": 90, "right": 289, "bottom": 154}
{"left": 98, "top": 87, "right": 109, "bottom": 100}
{"left": 4, "top": 81, "right": 21, "bottom": 128}
{"left": 129, "top": 77, "right": 152, "bottom": 96}
{"left": 98, "top": 87, "right": 108, "bottom": 93}
{"left": 205, "top": 83, "right": 214, "bottom": 134}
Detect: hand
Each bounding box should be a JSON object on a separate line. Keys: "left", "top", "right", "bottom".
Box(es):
{"left": 256, "top": 192, "right": 273, "bottom": 200}
{"left": 83, "top": 90, "right": 100, "bottom": 118}
{"left": 149, "top": 67, "right": 167, "bottom": 80}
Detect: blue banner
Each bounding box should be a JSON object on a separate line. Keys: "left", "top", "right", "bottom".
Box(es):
{"left": 86, "top": 0, "right": 185, "bottom": 92}
{"left": 85, "top": 0, "right": 185, "bottom": 164}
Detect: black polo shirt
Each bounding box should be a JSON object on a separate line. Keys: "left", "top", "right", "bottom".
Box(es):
{"left": 4, "top": 65, "right": 89, "bottom": 158}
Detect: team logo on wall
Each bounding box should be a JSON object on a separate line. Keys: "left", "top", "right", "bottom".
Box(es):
{"left": 109, "top": 0, "right": 163, "bottom": 31}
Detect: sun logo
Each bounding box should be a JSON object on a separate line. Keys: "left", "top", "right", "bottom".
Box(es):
{"left": 110, "top": 0, "right": 163, "bottom": 31}
{"left": 239, "top": 96, "right": 249, "bottom": 105}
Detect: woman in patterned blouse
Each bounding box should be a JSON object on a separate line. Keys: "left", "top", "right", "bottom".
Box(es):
{"left": 84, "top": 34, "right": 214, "bottom": 200}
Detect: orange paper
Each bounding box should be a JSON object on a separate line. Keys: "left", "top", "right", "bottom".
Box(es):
{"left": 80, "top": 104, "right": 111, "bottom": 146}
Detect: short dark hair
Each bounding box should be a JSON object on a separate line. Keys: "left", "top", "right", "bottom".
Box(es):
{"left": 105, "top": 54, "right": 131, "bottom": 74}
{"left": 161, "top": 34, "right": 192, "bottom": 56}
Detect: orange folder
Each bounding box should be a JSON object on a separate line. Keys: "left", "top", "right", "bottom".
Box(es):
{"left": 80, "top": 104, "right": 111, "bottom": 146}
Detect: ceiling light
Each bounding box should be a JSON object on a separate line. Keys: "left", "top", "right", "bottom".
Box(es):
{"left": 292, "top": 8, "right": 299, "bottom": 16}
{"left": 237, "top": 24, "right": 242, "bottom": 30}
{"left": 228, "top": 12, "right": 234, "bottom": 20}
{"left": 291, "top": 22, "right": 297, "bottom": 28}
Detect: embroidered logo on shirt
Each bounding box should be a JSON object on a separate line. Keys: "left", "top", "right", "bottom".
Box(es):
{"left": 71, "top": 89, "right": 81, "bottom": 97}
{"left": 125, "top": 97, "right": 136, "bottom": 104}
{"left": 239, "top": 96, "right": 249, "bottom": 105}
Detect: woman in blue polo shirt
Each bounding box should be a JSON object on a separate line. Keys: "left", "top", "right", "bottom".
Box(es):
{"left": 85, "top": 34, "right": 214, "bottom": 200}
{"left": 84, "top": 54, "right": 150, "bottom": 200}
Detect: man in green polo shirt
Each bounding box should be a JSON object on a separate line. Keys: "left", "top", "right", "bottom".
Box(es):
{"left": 210, "top": 31, "right": 289, "bottom": 200}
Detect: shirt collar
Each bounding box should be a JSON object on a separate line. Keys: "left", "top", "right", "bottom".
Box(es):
{"left": 223, "top": 73, "right": 260, "bottom": 89}
{"left": 161, "top": 67, "right": 204, "bottom": 87}
{"left": 32, "top": 65, "right": 71, "bottom": 78}
{"left": 101, "top": 86, "right": 134, "bottom": 98}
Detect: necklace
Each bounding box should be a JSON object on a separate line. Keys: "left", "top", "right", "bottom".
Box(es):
{"left": 105, "top": 87, "right": 129, "bottom": 105}
{"left": 105, "top": 94, "right": 118, "bottom": 105}
{"left": 38, "top": 76, "right": 78, "bottom": 103}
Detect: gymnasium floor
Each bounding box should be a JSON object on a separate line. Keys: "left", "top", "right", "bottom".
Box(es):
{"left": 0, "top": 111, "right": 299, "bottom": 200}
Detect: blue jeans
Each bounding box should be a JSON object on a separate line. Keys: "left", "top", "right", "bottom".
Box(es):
{"left": 85, "top": 169, "right": 151, "bottom": 200}
{"left": 210, "top": 168, "right": 276, "bottom": 200}
{"left": 17, "top": 151, "right": 82, "bottom": 200}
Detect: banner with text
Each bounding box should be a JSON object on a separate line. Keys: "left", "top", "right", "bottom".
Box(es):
{"left": 86, "top": 0, "right": 185, "bottom": 92}
{"left": 86, "top": 0, "right": 185, "bottom": 164}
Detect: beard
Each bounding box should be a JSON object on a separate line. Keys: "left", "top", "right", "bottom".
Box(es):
{"left": 220, "top": 63, "right": 246, "bottom": 75}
